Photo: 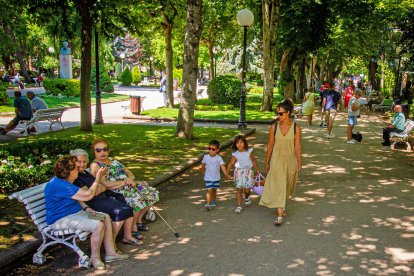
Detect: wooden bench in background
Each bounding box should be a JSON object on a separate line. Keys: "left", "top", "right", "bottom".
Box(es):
{"left": 9, "top": 183, "right": 92, "bottom": 268}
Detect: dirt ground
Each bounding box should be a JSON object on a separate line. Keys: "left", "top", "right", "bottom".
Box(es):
{"left": 7, "top": 111, "right": 414, "bottom": 275}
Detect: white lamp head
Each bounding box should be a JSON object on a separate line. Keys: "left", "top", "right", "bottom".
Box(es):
{"left": 237, "top": 9, "right": 254, "bottom": 27}
{"left": 120, "top": 53, "right": 125, "bottom": 59}
{"left": 48, "top": 47, "right": 55, "bottom": 53}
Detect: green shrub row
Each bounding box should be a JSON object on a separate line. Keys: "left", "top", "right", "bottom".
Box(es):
{"left": 44, "top": 78, "right": 81, "bottom": 97}
{"left": 0, "top": 83, "right": 9, "bottom": 105}
{"left": 195, "top": 99, "right": 235, "bottom": 111}
{"left": 0, "top": 139, "right": 92, "bottom": 193}
{"left": 207, "top": 75, "right": 242, "bottom": 107}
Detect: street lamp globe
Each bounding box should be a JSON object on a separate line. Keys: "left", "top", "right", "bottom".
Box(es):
{"left": 120, "top": 53, "right": 125, "bottom": 59}
{"left": 237, "top": 9, "right": 254, "bottom": 27}
{"left": 48, "top": 47, "right": 55, "bottom": 53}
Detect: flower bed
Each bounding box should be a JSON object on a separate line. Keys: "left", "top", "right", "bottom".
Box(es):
{"left": 0, "top": 139, "right": 92, "bottom": 193}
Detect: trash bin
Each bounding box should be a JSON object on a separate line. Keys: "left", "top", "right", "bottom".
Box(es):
{"left": 401, "top": 104, "right": 411, "bottom": 119}
{"left": 130, "top": 96, "right": 141, "bottom": 115}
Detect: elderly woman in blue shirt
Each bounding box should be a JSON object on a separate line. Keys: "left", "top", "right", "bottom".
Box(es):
{"left": 382, "top": 105, "right": 405, "bottom": 146}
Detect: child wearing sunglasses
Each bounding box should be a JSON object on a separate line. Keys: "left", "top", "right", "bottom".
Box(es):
{"left": 201, "top": 140, "right": 227, "bottom": 211}
{"left": 226, "top": 135, "right": 261, "bottom": 214}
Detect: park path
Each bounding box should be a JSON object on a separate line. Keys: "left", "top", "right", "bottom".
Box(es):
{"left": 10, "top": 111, "right": 414, "bottom": 275}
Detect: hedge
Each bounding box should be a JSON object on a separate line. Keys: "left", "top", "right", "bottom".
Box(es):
{"left": 0, "top": 139, "right": 92, "bottom": 193}
{"left": 43, "top": 78, "right": 81, "bottom": 97}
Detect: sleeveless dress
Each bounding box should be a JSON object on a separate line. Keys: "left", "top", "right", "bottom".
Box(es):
{"left": 302, "top": 92, "right": 315, "bottom": 116}
{"left": 259, "top": 123, "right": 298, "bottom": 209}
{"left": 94, "top": 159, "right": 159, "bottom": 211}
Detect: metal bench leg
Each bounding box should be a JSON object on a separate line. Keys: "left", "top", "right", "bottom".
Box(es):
{"left": 406, "top": 142, "right": 412, "bottom": 151}
{"left": 390, "top": 141, "right": 397, "bottom": 150}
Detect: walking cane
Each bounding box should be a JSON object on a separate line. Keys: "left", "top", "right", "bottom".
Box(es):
{"left": 135, "top": 185, "right": 180, "bottom": 238}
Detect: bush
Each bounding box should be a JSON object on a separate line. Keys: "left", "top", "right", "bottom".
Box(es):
{"left": 121, "top": 66, "right": 133, "bottom": 86}
{"left": 91, "top": 64, "right": 114, "bottom": 93}
{"left": 173, "top": 68, "right": 183, "bottom": 87}
{"left": 0, "top": 139, "right": 92, "bottom": 193}
{"left": 132, "top": 66, "right": 141, "bottom": 85}
{"left": 115, "top": 63, "right": 122, "bottom": 81}
{"left": 207, "top": 75, "right": 242, "bottom": 107}
{"left": 43, "top": 78, "right": 81, "bottom": 97}
{"left": 0, "top": 84, "right": 9, "bottom": 105}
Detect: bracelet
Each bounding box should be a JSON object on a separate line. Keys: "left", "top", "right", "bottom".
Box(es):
{"left": 83, "top": 207, "right": 89, "bottom": 211}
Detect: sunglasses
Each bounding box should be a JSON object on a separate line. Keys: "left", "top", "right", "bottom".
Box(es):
{"left": 277, "top": 112, "right": 287, "bottom": 116}
{"left": 207, "top": 147, "right": 218, "bottom": 152}
{"left": 95, "top": 147, "right": 109, "bottom": 153}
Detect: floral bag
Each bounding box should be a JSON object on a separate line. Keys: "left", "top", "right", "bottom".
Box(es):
{"left": 252, "top": 173, "right": 266, "bottom": 196}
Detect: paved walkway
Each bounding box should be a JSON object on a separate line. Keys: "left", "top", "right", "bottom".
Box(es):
{"left": 8, "top": 112, "right": 414, "bottom": 275}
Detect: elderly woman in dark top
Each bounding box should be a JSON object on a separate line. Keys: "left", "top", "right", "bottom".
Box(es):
{"left": 44, "top": 156, "right": 129, "bottom": 270}
{"left": 71, "top": 149, "right": 144, "bottom": 246}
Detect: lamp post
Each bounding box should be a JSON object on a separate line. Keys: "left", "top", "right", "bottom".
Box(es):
{"left": 48, "top": 47, "right": 55, "bottom": 77}
{"left": 120, "top": 53, "right": 125, "bottom": 72}
{"left": 394, "top": 46, "right": 402, "bottom": 98}
{"left": 94, "top": 28, "right": 104, "bottom": 124}
{"left": 237, "top": 9, "right": 254, "bottom": 130}
{"left": 213, "top": 46, "right": 218, "bottom": 79}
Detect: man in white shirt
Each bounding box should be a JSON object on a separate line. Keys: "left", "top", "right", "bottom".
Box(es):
{"left": 347, "top": 90, "right": 362, "bottom": 144}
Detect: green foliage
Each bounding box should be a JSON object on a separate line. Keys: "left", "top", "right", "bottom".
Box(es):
{"left": 195, "top": 99, "right": 235, "bottom": 111}
{"left": 0, "top": 139, "right": 92, "bottom": 193}
{"left": 173, "top": 68, "right": 183, "bottom": 86}
{"left": 115, "top": 63, "right": 122, "bottom": 81}
{"left": 132, "top": 66, "right": 142, "bottom": 85}
{"left": 0, "top": 84, "right": 9, "bottom": 105}
{"left": 121, "top": 66, "right": 133, "bottom": 86}
{"left": 91, "top": 64, "right": 114, "bottom": 93}
{"left": 43, "top": 79, "right": 81, "bottom": 97}
{"left": 207, "top": 75, "right": 242, "bottom": 107}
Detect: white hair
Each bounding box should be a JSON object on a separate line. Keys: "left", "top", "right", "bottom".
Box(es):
{"left": 69, "top": 149, "right": 89, "bottom": 160}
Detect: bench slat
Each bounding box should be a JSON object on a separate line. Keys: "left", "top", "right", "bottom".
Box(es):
{"left": 9, "top": 183, "right": 46, "bottom": 200}
{"left": 21, "top": 193, "right": 45, "bottom": 205}
{"left": 26, "top": 199, "right": 45, "bottom": 210}
{"left": 31, "top": 210, "right": 46, "bottom": 220}
{"left": 28, "top": 204, "right": 46, "bottom": 215}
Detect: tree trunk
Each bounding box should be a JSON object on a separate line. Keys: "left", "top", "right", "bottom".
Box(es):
{"left": 368, "top": 59, "right": 380, "bottom": 91}
{"left": 163, "top": 22, "right": 174, "bottom": 107}
{"left": 380, "top": 53, "right": 385, "bottom": 92}
{"left": 319, "top": 58, "right": 326, "bottom": 83}
{"left": 261, "top": 0, "right": 280, "bottom": 111}
{"left": 206, "top": 40, "right": 214, "bottom": 80}
{"left": 296, "top": 56, "right": 306, "bottom": 101}
{"left": 176, "top": 0, "right": 203, "bottom": 139}
{"left": 79, "top": 2, "right": 93, "bottom": 131}
{"left": 280, "top": 48, "right": 296, "bottom": 101}
{"left": 2, "top": 23, "right": 30, "bottom": 83}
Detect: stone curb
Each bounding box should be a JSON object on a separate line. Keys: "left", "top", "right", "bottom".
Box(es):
{"left": 0, "top": 128, "right": 257, "bottom": 270}
{"left": 123, "top": 115, "right": 276, "bottom": 125}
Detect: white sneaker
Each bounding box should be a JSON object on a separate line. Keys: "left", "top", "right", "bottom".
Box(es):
{"left": 351, "top": 139, "right": 359, "bottom": 143}
{"left": 347, "top": 140, "right": 356, "bottom": 144}
{"left": 326, "top": 134, "right": 334, "bottom": 139}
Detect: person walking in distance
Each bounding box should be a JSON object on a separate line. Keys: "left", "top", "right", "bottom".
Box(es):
{"left": 302, "top": 87, "right": 316, "bottom": 126}
{"left": 346, "top": 90, "right": 362, "bottom": 144}
{"left": 322, "top": 82, "right": 342, "bottom": 138}
{"left": 201, "top": 140, "right": 228, "bottom": 211}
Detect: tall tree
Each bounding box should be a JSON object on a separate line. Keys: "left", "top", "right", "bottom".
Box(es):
{"left": 176, "top": 0, "right": 203, "bottom": 139}
{"left": 260, "top": 0, "right": 279, "bottom": 111}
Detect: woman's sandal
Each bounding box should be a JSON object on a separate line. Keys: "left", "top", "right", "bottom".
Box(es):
{"left": 132, "top": 231, "right": 144, "bottom": 240}
{"left": 282, "top": 209, "right": 288, "bottom": 217}
{"left": 274, "top": 217, "right": 283, "bottom": 226}
{"left": 235, "top": 207, "right": 243, "bottom": 214}
{"left": 90, "top": 258, "right": 106, "bottom": 270}
{"left": 122, "top": 238, "right": 144, "bottom": 246}
{"left": 137, "top": 223, "right": 149, "bottom": 231}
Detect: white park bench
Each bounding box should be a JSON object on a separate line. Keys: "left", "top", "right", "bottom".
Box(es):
{"left": 21, "top": 107, "right": 66, "bottom": 135}
{"left": 8, "top": 183, "right": 91, "bottom": 268}
{"left": 390, "top": 119, "right": 414, "bottom": 151}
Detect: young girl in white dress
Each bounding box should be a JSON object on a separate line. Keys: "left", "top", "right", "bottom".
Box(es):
{"left": 226, "top": 135, "right": 261, "bottom": 213}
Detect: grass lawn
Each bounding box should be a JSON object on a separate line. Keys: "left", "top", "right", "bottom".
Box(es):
{"left": 141, "top": 93, "right": 281, "bottom": 121}
{"left": 0, "top": 93, "right": 129, "bottom": 113}
{"left": 0, "top": 124, "right": 241, "bottom": 250}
